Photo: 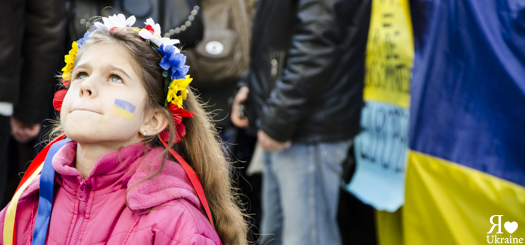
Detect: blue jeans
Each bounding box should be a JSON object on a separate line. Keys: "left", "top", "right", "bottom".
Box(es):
{"left": 259, "top": 139, "right": 352, "bottom": 245}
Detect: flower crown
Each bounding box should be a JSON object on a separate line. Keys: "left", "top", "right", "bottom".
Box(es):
{"left": 53, "top": 14, "right": 194, "bottom": 144}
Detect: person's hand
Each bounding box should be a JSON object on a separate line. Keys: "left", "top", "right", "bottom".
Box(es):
{"left": 257, "top": 130, "right": 291, "bottom": 152}
{"left": 10, "top": 117, "right": 41, "bottom": 143}
{"left": 231, "top": 86, "right": 250, "bottom": 128}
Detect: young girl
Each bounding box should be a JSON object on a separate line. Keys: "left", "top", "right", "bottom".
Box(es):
{"left": 0, "top": 14, "right": 247, "bottom": 244}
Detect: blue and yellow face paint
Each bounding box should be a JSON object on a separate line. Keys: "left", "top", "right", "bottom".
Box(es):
{"left": 112, "top": 99, "right": 136, "bottom": 119}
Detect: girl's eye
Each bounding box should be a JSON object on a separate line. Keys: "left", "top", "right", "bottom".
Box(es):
{"left": 77, "top": 72, "right": 88, "bottom": 80}
{"left": 110, "top": 75, "right": 123, "bottom": 83}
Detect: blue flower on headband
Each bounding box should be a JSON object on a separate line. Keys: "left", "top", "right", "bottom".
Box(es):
{"left": 77, "top": 31, "right": 92, "bottom": 48}
{"left": 158, "top": 44, "right": 189, "bottom": 80}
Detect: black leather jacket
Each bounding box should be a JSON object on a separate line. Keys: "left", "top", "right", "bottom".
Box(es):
{"left": 242, "top": 0, "right": 371, "bottom": 143}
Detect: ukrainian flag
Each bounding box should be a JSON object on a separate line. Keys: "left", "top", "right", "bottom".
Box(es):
{"left": 402, "top": 0, "right": 525, "bottom": 244}
{"left": 112, "top": 99, "right": 136, "bottom": 119}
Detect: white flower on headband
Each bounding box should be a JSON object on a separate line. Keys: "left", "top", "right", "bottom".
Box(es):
{"left": 94, "top": 14, "right": 136, "bottom": 32}
{"left": 139, "top": 18, "right": 180, "bottom": 47}
{"left": 144, "top": 18, "right": 161, "bottom": 36}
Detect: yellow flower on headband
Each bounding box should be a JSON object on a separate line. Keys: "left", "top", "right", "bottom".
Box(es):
{"left": 167, "top": 75, "right": 192, "bottom": 108}
{"left": 61, "top": 41, "right": 79, "bottom": 80}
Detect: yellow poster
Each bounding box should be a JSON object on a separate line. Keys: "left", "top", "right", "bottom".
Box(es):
{"left": 364, "top": 0, "right": 413, "bottom": 109}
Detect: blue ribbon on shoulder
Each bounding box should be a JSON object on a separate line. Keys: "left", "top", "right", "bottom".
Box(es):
{"left": 32, "top": 139, "right": 71, "bottom": 244}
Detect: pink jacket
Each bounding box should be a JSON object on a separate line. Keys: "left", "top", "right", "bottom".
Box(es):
{"left": 0, "top": 141, "right": 221, "bottom": 244}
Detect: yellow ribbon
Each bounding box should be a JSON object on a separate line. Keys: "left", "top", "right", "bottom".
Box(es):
{"left": 3, "top": 164, "right": 43, "bottom": 245}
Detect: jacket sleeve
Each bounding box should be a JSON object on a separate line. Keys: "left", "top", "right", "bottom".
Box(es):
{"left": 259, "top": 0, "right": 339, "bottom": 142}
{"left": 13, "top": 0, "right": 66, "bottom": 124}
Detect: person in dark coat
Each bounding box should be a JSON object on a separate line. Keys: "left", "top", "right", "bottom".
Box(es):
{"left": 0, "top": 0, "right": 67, "bottom": 207}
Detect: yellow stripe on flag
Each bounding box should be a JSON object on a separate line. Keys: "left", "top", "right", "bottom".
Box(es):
{"left": 404, "top": 150, "right": 525, "bottom": 244}
{"left": 112, "top": 105, "right": 134, "bottom": 119}
{"left": 3, "top": 164, "right": 43, "bottom": 245}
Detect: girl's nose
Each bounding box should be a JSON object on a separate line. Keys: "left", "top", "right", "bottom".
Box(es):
{"left": 79, "top": 77, "right": 97, "bottom": 97}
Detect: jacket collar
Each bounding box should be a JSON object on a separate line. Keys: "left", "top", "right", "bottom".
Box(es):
{"left": 20, "top": 140, "right": 200, "bottom": 212}
{"left": 52, "top": 141, "right": 147, "bottom": 194}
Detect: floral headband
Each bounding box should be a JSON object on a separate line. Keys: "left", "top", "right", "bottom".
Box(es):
{"left": 53, "top": 14, "right": 194, "bottom": 144}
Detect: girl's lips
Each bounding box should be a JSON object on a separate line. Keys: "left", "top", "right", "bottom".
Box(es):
{"left": 72, "top": 108, "right": 101, "bottom": 114}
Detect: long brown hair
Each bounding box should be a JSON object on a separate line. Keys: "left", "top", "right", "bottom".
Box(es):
{"left": 51, "top": 27, "right": 248, "bottom": 244}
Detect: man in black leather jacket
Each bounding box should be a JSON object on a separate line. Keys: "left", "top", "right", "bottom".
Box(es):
{"left": 232, "top": 0, "right": 370, "bottom": 244}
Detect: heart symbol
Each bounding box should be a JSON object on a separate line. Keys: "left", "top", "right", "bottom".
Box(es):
{"left": 505, "top": 221, "right": 518, "bottom": 234}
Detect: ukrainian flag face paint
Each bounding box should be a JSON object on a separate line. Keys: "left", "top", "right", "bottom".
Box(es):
{"left": 112, "top": 99, "right": 136, "bottom": 119}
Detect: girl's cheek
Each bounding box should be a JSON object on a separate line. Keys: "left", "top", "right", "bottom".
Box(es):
{"left": 60, "top": 90, "right": 75, "bottom": 116}
{"left": 59, "top": 96, "right": 69, "bottom": 120}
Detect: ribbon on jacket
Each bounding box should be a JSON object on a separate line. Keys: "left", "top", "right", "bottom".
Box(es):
{"left": 32, "top": 139, "right": 71, "bottom": 244}
{"left": 158, "top": 136, "right": 216, "bottom": 230}
{"left": 3, "top": 134, "right": 66, "bottom": 245}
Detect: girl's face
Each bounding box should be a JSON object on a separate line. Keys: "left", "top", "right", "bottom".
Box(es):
{"left": 61, "top": 42, "right": 149, "bottom": 148}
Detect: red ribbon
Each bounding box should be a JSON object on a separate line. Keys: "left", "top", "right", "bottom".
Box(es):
{"left": 9, "top": 134, "right": 66, "bottom": 244}
{"left": 158, "top": 136, "right": 216, "bottom": 230}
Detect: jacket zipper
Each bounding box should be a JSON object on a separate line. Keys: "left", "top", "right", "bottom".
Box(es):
{"left": 69, "top": 181, "right": 90, "bottom": 245}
